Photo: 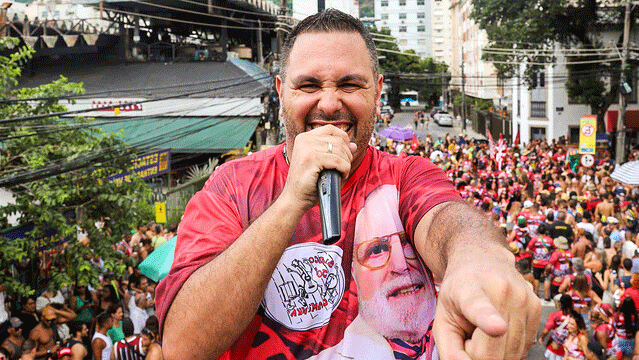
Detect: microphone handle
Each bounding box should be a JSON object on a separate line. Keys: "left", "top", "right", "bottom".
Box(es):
{"left": 317, "top": 169, "right": 341, "bottom": 245}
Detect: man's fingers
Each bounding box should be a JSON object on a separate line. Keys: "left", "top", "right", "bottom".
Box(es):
{"left": 458, "top": 290, "right": 507, "bottom": 337}
{"left": 432, "top": 313, "right": 472, "bottom": 360}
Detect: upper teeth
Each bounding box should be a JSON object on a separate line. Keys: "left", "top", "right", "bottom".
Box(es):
{"left": 394, "top": 285, "right": 420, "bottom": 296}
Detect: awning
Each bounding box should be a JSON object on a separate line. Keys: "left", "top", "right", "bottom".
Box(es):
{"left": 95, "top": 116, "right": 259, "bottom": 153}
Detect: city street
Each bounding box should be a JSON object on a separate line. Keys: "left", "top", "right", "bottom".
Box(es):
{"left": 375, "top": 107, "right": 484, "bottom": 142}
{"left": 377, "top": 108, "right": 553, "bottom": 358}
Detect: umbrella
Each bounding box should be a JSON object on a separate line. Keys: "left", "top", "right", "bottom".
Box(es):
{"left": 138, "top": 235, "right": 176, "bottom": 282}
{"left": 429, "top": 150, "right": 444, "bottom": 162}
{"left": 376, "top": 126, "right": 415, "bottom": 141}
{"left": 611, "top": 160, "right": 639, "bottom": 186}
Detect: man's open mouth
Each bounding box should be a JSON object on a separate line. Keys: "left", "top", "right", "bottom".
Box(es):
{"left": 308, "top": 122, "right": 353, "bottom": 134}
{"left": 388, "top": 283, "right": 424, "bottom": 297}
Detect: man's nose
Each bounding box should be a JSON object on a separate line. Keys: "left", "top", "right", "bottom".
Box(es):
{"left": 316, "top": 88, "right": 343, "bottom": 115}
{"left": 387, "top": 241, "right": 410, "bottom": 274}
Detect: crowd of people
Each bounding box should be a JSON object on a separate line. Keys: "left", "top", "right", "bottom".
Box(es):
{"left": 1, "top": 109, "right": 638, "bottom": 360}
{"left": 0, "top": 222, "right": 175, "bottom": 360}
{"left": 371, "top": 124, "right": 639, "bottom": 360}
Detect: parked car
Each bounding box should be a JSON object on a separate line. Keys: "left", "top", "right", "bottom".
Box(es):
{"left": 433, "top": 111, "right": 449, "bottom": 122}
{"left": 380, "top": 105, "right": 394, "bottom": 117}
{"left": 436, "top": 114, "right": 453, "bottom": 127}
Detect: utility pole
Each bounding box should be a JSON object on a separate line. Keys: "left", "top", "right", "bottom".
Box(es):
{"left": 616, "top": 0, "right": 631, "bottom": 165}
{"left": 461, "top": 43, "right": 467, "bottom": 132}
{"left": 265, "top": 0, "right": 289, "bottom": 145}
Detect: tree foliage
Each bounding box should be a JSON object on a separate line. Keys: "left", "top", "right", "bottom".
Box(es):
{"left": 0, "top": 37, "right": 154, "bottom": 297}
{"left": 369, "top": 27, "right": 449, "bottom": 108}
{"left": 471, "top": 0, "right": 632, "bottom": 130}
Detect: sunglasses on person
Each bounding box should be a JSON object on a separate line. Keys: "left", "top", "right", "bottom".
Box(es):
{"left": 354, "top": 231, "right": 418, "bottom": 270}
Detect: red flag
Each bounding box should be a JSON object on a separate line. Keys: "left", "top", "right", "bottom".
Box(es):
{"left": 514, "top": 129, "right": 520, "bottom": 148}
{"left": 411, "top": 134, "right": 419, "bottom": 151}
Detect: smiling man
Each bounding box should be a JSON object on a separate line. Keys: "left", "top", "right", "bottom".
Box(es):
{"left": 156, "top": 9, "right": 539, "bottom": 360}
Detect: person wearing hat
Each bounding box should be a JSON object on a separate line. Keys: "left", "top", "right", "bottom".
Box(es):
{"left": 2, "top": 317, "right": 24, "bottom": 360}
{"left": 545, "top": 236, "right": 574, "bottom": 303}
{"left": 56, "top": 348, "right": 71, "bottom": 360}
{"left": 28, "top": 306, "right": 60, "bottom": 360}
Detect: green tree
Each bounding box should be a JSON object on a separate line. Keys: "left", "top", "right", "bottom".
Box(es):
{"left": 471, "top": 0, "right": 631, "bottom": 132}
{"left": 369, "top": 27, "right": 449, "bottom": 109}
{"left": 0, "top": 37, "right": 154, "bottom": 297}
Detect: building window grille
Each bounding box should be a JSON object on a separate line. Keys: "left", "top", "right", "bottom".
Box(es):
{"left": 530, "top": 101, "right": 546, "bottom": 118}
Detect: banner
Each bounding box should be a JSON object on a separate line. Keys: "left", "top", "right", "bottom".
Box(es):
{"left": 579, "top": 115, "right": 597, "bottom": 154}
{"left": 108, "top": 149, "right": 171, "bottom": 184}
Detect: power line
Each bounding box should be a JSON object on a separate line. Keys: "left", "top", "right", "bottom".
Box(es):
{"left": 100, "top": 6, "right": 277, "bottom": 32}
{"left": 0, "top": 73, "right": 271, "bottom": 125}
{"left": 0, "top": 73, "right": 264, "bottom": 104}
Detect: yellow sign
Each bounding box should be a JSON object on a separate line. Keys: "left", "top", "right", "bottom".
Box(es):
{"left": 579, "top": 115, "right": 597, "bottom": 154}
{"left": 155, "top": 202, "right": 167, "bottom": 224}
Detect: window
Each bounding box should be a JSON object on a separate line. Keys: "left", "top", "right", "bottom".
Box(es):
{"left": 417, "top": 0, "right": 424, "bottom": 4}
{"left": 399, "top": 13, "right": 406, "bottom": 19}
{"left": 417, "top": 25, "right": 425, "bottom": 32}
{"left": 530, "top": 101, "right": 546, "bottom": 118}
{"left": 568, "top": 126, "right": 579, "bottom": 144}
{"left": 399, "top": 26, "right": 407, "bottom": 32}
{"left": 417, "top": 12, "right": 425, "bottom": 18}
{"left": 530, "top": 127, "right": 546, "bottom": 141}
{"left": 381, "top": 0, "right": 388, "bottom": 6}
{"left": 381, "top": 13, "right": 388, "bottom": 19}
{"left": 399, "top": 0, "right": 406, "bottom": 5}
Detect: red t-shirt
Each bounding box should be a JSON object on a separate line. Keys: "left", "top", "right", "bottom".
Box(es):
{"left": 113, "top": 336, "right": 145, "bottom": 360}
{"left": 527, "top": 235, "right": 554, "bottom": 269}
{"left": 155, "top": 144, "right": 461, "bottom": 359}
{"left": 544, "top": 311, "right": 569, "bottom": 356}
{"left": 549, "top": 250, "right": 573, "bottom": 286}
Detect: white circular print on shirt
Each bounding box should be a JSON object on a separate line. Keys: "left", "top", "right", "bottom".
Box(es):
{"left": 261, "top": 243, "right": 345, "bottom": 331}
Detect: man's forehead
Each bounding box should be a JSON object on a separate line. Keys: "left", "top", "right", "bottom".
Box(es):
{"left": 286, "top": 31, "right": 374, "bottom": 77}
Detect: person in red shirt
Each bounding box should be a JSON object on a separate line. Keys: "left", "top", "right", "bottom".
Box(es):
{"left": 155, "top": 9, "right": 540, "bottom": 360}
{"left": 545, "top": 236, "right": 573, "bottom": 303}
{"left": 590, "top": 303, "right": 621, "bottom": 360}
{"left": 538, "top": 294, "right": 573, "bottom": 359}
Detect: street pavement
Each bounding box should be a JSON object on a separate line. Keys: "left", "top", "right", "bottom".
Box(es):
{"left": 374, "top": 107, "right": 485, "bottom": 142}
{"left": 379, "top": 108, "right": 553, "bottom": 359}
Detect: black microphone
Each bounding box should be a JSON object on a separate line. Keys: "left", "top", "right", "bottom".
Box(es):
{"left": 317, "top": 169, "right": 341, "bottom": 245}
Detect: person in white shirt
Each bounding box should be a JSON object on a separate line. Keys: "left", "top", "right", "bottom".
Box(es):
{"left": 128, "top": 294, "right": 149, "bottom": 335}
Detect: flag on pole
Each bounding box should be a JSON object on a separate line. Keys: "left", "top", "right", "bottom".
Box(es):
{"left": 514, "top": 129, "right": 520, "bottom": 148}
{"left": 411, "top": 134, "right": 419, "bottom": 151}
{"left": 487, "top": 131, "right": 495, "bottom": 160}
{"left": 496, "top": 134, "right": 506, "bottom": 170}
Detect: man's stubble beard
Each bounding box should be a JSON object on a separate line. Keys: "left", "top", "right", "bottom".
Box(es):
{"left": 356, "top": 270, "right": 435, "bottom": 343}
{"left": 282, "top": 106, "right": 376, "bottom": 156}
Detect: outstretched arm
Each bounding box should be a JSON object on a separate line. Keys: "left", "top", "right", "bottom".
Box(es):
{"left": 414, "top": 201, "right": 541, "bottom": 360}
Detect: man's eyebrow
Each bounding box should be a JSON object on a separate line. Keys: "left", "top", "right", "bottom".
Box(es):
{"left": 339, "top": 75, "right": 367, "bottom": 83}
{"left": 291, "top": 76, "right": 321, "bottom": 84}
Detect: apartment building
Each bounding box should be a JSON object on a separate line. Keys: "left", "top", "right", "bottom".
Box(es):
{"left": 430, "top": 0, "right": 451, "bottom": 65}
{"left": 292, "top": 0, "right": 359, "bottom": 20}
{"left": 450, "top": 0, "right": 501, "bottom": 102}
{"left": 374, "top": 0, "right": 431, "bottom": 58}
